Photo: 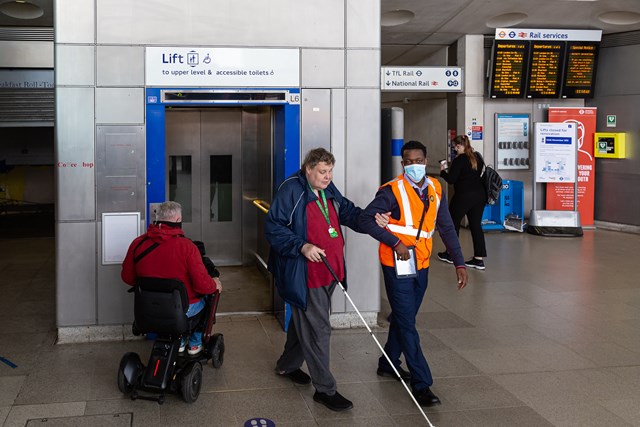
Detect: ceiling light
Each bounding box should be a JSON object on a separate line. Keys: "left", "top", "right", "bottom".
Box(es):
{"left": 381, "top": 10, "right": 415, "bottom": 27}
{"left": 0, "top": 1, "right": 44, "bottom": 19}
{"left": 599, "top": 11, "right": 640, "bottom": 25}
{"left": 486, "top": 12, "right": 528, "bottom": 28}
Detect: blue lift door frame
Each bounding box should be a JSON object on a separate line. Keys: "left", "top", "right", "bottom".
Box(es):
{"left": 145, "top": 88, "right": 299, "bottom": 330}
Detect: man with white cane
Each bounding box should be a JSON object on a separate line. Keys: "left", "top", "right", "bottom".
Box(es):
{"left": 359, "top": 140, "right": 468, "bottom": 407}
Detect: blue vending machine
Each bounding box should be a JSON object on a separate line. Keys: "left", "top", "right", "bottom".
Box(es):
{"left": 481, "top": 180, "right": 524, "bottom": 231}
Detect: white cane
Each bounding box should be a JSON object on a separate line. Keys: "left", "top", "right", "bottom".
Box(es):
{"left": 320, "top": 255, "right": 435, "bottom": 427}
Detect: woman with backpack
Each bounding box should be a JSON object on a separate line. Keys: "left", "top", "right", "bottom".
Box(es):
{"left": 438, "top": 135, "right": 487, "bottom": 270}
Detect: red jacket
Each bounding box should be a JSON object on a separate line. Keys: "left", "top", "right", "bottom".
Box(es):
{"left": 121, "top": 224, "right": 217, "bottom": 304}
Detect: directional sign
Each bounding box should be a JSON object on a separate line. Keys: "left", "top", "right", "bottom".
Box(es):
{"left": 381, "top": 67, "right": 463, "bottom": 92}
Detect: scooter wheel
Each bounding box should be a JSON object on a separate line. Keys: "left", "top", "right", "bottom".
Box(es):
{"left": 180, "top": 362, "right": 202, "bottom": 403}
{"left": 117, "top": 366, "right": 134, "bottom": 395}
{"left": 210, "top": 333, "right": 225, "bottom": 368}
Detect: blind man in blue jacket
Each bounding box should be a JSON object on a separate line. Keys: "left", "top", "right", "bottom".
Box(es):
{"left": 265, "top": 148, "right": 387, "bottom": 412}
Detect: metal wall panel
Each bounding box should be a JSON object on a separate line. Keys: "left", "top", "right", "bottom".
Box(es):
{"left": 301, "top": 49, "right": 345, "bottom": 88}
{"left": 55, "top": 0, "right": 95, "bottom": 43}
{"left": 96, "top": 88, "right": 144, "bottom": 124}
{"left": 55, "top": 45, "right": 95, "bottom": 86}
{"left": 301, "top": 89, "right": 331, "bottom": 157}
{"left": 589, "top": 94, "right": 640, "bottom": 225}
{"left": 346, "top": 0, "right": 380, "bottom": 48}
{"left": 0, "top": 40, "right": 53, "bottom": 68}
{"left": 594, "top": 44, "right": 640, "bottom": 96}
{"left": 96, "top": 0, "right": 344, "bottom": 47}
{"left": 96, "top": 126, "right": 146, "bottom": 214}
{"left": 346, "top": 49, "right": 380, "bottom": 87}
{"left": 96, "top": 219, "right": 143, "bottom": 324}
{"left": 56, "top": 221, "right": 97, "bottom": 326}
{"left": 97, "top": 46, "right": 145, "bottom": 87}
{"left": 56, "top": 87, "right": 96, "bottom": 220}
{"left": 344, "top": 88, "right": 381, "bottom": 313}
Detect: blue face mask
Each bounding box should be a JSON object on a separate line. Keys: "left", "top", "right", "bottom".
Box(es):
{"left": 404, "top": 164, "right": 426, "bottom": 183}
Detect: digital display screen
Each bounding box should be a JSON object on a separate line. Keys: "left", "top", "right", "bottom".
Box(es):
{"left": 489, "top": 41, "right": 530, "bottom": 98}
{"left": 561, "top": 41, "right": 599, "bottom": 98}
{"left": 526, "top": 42, "right": 565, "bottom": 98}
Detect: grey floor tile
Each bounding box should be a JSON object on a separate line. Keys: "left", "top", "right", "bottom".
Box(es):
{"left": 428, "top": 347, "right": 482, "bottom": 378}
{"left": 4, "top": 402, "right": 86, "bottom": 427}
{"left": 14, "top": 370, "right": 95, "bottom": 405}
{"left": 301, "top": 382, "right": 388, "bottom": 422}
{"left": 394, "top": 411, "right": 475, "bottom": 427}
{"left": 363, "top": 379, "right": 433, "bottom": 416}
{"left": 0, "top": 376, "right": 25, "bottom": 406}
{"left": 435, "top": 375, "right": 524, "bottom": 411}
{"left": 533, "top": 402, "right": 633, "bottom": 427}
{"left": 601, "top": 398, "right": 640, "bottom": 426}
{"left": 0, "top": 406, "right": 9, "bottom": 426}
{"left": 25, "top": 413, "right": 132, "bottom": 427}
{"left": 463, "top": 406, "right": 555, "bottom": 427}
{"left": 316, "top": 415, "right": 397, "bottom": 426}
{"left": 84, "top": 398, "right": 160, "bottom": 426}
{"left": 492, "top": 372, "right": 588, "bottom": 407}
{"left": 157, "top": 392, "right": 237, "bottom": 426}
{"left": 227, "top": 387, "right": 313, "bottom": 425}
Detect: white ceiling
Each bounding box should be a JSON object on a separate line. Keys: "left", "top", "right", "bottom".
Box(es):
{"left": 2, "top": 0, "right": 639, "bottom": 63}
{"left": 2, "top": 0, "right": 639, "bottom": 103}
{"left": 382, "top": 0, "right": 640, "bottom": 65}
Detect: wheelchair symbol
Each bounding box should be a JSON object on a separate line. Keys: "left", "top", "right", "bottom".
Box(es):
{"left": 203, "top": 54, "right": 211, "bottom": 64}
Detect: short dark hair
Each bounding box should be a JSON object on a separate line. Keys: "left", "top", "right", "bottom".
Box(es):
{"left": 302, "top": 148, "right": 335, "bottom": 170}
{"left": 401, "top": 140, "right": 427, "bottom": 158}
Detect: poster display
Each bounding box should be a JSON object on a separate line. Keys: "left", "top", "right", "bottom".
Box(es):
{"left": 535, "top": 123, "right": 577, "bottom": 183}
{"left": 547, "top": 107, "right": 597, "bottom": 226}
{"left": 495, "top": 113, "right": 530, "bottom": 170}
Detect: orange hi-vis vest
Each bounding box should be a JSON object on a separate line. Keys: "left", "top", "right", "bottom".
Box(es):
{"left": 379, "top": 174, "right": 442, "bottom": 270}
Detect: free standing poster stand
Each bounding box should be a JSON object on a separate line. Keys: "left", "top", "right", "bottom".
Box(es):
{"left": 528, "top": 122, "right": 583, "bottom": 237}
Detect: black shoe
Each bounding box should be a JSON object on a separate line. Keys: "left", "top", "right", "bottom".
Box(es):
{"left": 437, "top": 251, "right": 453, "bottom": 264}
{"left": 413, "top": 387, "right": 441, "bottom": 407}
{"left": 465, "top": 258, "right": 485, "bottom": 270}
{"left": 377, "top": 366, "right": 411, "bottom": 381}
{"left": 313, "top": 390, "right": 353, "bottom": 411}
{"left": 277, "top": 368, "right": 311, "bottom": 385}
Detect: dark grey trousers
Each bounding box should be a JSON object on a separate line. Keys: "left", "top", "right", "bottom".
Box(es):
{"left": 276, "top": 283, "right": 337, "bottom": 394}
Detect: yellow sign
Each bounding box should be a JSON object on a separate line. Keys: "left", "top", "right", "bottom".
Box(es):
{"left": 594, "top": 132, "right": 626, "bottom": 159}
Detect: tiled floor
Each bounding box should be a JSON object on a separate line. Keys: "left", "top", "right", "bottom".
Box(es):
{"left": 1, "top": 228, "right": 640, "bottom": 426}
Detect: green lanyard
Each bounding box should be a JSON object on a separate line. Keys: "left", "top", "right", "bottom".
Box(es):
{"left": 310, "top": 184, "right": 339, "bottom": 238}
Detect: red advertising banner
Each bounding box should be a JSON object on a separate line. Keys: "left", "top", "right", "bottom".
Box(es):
{"left": 547, "top": 107, "right": 597, "bottom": 226}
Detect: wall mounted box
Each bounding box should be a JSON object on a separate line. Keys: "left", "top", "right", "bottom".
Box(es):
{"left": 594, "top": 132, "right": 626, "bottom": 159}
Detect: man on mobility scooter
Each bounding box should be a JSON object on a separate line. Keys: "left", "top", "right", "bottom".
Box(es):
{"left": 118, "top": 201, "right": 224, "bottom": 403}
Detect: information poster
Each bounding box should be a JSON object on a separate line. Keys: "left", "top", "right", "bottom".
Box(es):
{"left": 535, "top": 123, "right": 577, "bottom": 183}
{"left": 547, "top": 107, "right": 597, "bottom": 225}
{"left": 495, "top": 114, "right": 530, "bottom": 170}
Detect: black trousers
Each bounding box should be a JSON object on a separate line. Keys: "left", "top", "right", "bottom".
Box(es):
{"left": 449, "top": 191, "right": 487, "bottom": 258}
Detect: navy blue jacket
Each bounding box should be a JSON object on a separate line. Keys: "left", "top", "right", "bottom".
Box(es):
{"left": 265, "top": 169, "right": 363, "bottom": 310}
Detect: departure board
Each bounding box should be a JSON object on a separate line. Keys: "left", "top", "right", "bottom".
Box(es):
{"left": 526, "top": 42, "right": 565, "bottom": 98}
{"left": 489, "top": 41, "right": 530, "bottom": 98}
{"left": 561, "top": 41, "right": 599, "bottom": 98}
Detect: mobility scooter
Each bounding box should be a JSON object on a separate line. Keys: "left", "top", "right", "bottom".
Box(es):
{"left": 117, "top": 277, "right": 224, "bottom": 404}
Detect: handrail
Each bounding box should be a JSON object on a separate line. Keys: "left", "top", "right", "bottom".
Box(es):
{"left": 252, "top": 199, "right": 270, "bottom": 214}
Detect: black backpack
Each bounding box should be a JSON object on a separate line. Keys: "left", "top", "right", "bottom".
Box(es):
{"left": 482, "top": 163, "right": 503, "bottom": 205}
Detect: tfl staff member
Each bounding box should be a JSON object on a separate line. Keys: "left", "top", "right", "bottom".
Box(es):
{"left": 359, "top": 140, "right": 468, "bottom": 407}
